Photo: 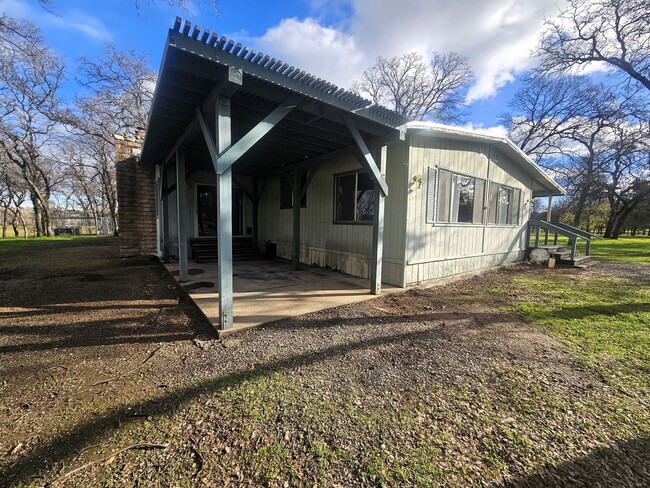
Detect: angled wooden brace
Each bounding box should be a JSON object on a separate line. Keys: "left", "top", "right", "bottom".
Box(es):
{"left": 197, "top": 93, "right": 304, "bottom": 175}
{"left": 342, "top": 113, "right": 389, "bottom": 196}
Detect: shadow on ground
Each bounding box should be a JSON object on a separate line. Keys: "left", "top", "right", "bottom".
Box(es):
{"left": 497, "top": 436, "right": 650, "bottom": 487}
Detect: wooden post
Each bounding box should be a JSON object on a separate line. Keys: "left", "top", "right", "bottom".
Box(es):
{"left": 546, "top": 195, "right": 553, "bottom": 222}
{"left": 162, "top": 169, "right": 170, "bottom": 263}
{"left": 292, "top": 168, "right": 301, "bottom": 270}
{"left": 252, "top": 178, "right": 259, "bottom": 251}
{"left": 535, "top": 225, "right": 540, "bottom": 248}
{"left": 370, "top": 146, "right": 386, "bottom": 295}
{"left": 217, "top": 95, "right": 234, "bottom": 330}
{"left": 571, "top": 239, "right": 577, "bottom": 261}
{"left": 176, "top": 149, "right": 188, "bottom": 281}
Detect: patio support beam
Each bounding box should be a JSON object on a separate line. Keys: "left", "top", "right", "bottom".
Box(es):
{"left": 213, "top": 93, "right": 304, "bottom": 174}
{"left": 233, "top": 175, "right": 260, "bottom": 249}
{"left": 370, "top": 146, "right": 386, "bottom": 295}
{"left": 175, "top": 149, "right": 189, "bottom": 281}
{"left": 216, "top": 95, "right": 234, "bottom": 330}
{"left": 292, "top": 168, "right": 301, "bottom": 270}
{"left": 342, "top": 113, "right": 389, "bottom": 197}
{"left": 301, "top": 167, "right": 317, "bottom": 199}
{"left": 259, "top": 129, "right": 404, "bottom": 180}
{"left": 252, "top": 178, "right": 260, "bottom": 251}
{"left": 161, "top": 169, "right": 171, "bottom": 263}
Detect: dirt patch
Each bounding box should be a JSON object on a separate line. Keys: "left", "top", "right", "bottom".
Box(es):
{"left": 590, "top": 259, "right": 650, "bottom": 283}
{"left": 0, "top": 240, "right": 648, "bottom": 487}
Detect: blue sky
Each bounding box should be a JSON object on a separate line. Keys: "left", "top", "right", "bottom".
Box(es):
{"left": 1, "top": 0, "right": 566, "bottom": 132}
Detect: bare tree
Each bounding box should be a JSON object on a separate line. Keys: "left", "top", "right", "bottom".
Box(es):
{"left": 352, "top": 51, "right": 474, "bottom": 123}
{"left": 502, "top": 76, "right": 616, "bottom": 160}
{"left": 599, "top": 123, "right": 650, "bottom": 238}
{"left": 76, "top": 44, "right": 156, "bottom": 134}
{"left": 0, "top": 17, "right": 66, "bottom": 236}
{"left": 0, "top": 154, "right": 29, "bottom": 237}
{"left": 502, "top": 75, "right": 632, "bottom": 226}
{"left": 536, "top": 0, "right": 650, "bottom": 92}
{"left": 66, "top": 44, "right": 156, "bottom": 235}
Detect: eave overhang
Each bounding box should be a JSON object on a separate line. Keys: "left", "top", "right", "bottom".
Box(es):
{"left": 140, "top": 18, "right": 407, "bottom": 176}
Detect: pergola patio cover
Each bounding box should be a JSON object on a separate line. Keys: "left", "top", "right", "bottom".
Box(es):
{"left": 139, "top": 18, "right": 406, "bottom": 331}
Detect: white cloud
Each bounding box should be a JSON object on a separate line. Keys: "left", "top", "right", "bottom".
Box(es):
{"left": 238, "top": 0, "right": 560, "bottom": 103}
{"left": 462, "top": 123, "right": 509, "bottom": 138}
{"left": 245, "top": 17, "right": 363, "bottom": 89}
{"left": 48, "top": 9, "right": 112, "bottom": 41}
{"left": 0, "top": 0, "right": 111, "bottom": 42}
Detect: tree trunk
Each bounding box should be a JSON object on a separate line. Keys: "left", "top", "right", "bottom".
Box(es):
{"left": 604, "top": 195, "right": 617, "bottom": 238}
{"left": 573, "top": 186, "right": 589, "bottom": 227}
{"left": 41, "top": 202, "right": 52, "bottom": 237}
{"left": 19, "top": 212, "right": 27, "bottom": 238}
{"left": 2, "top": 207, "right": 7, "bottom": 238}
{"left": 612, "top": 203, "right": 638, "bottom": 239}
{"left": 32, "top": 195, "right": 42, "bottom": 237}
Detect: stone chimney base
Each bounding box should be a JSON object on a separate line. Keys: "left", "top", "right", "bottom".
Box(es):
{"left": 115, "top": 132, "right": 157, "bottom": 258}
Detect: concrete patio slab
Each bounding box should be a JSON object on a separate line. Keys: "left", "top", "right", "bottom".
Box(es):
{"left": 164, "top": 259, "right": 399, "bottom": 335}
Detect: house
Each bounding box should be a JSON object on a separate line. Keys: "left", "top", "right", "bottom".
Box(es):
{"left": 116, "top": 18, "right": 564, "bottom": 331}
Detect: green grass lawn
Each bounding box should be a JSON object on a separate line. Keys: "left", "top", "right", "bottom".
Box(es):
{"left": 530, "top": 234, "right": 650, "bottom": 264}
{"left": 511, "top": 272, "right": 650, "bottom": 390}
{"left": 0, "top": 235, "right": 144, "bottom": 278}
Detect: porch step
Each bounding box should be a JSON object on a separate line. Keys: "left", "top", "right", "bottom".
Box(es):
{"left": 190, "top": 237, "right": 264, "bottom": 262}
{"left": 528, "top": 245, "right": 596, "bottom": 268}
{"left": 557, "top": 255, "right": 595, "bottom": 268}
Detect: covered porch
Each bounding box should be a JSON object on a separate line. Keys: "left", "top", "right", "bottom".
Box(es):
{"left": 140, "top": 18, "right": 406, "bottom": 332}
{"left": 165, "top": 259, "right": 398, "bottom": 335}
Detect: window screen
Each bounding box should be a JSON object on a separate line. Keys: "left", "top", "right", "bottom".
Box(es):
{"left": 436, "top": 169, "right": 452, "bottom": 223}
{"left": 434, "top": 169, "right": 484, "bottom": 224}
{"left": 488, "top": 183, "right": 521, "bottom": 225}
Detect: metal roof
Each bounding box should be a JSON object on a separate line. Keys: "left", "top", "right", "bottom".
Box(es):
{"left": 405, "top": 122, "right": 566, "bottom": 197}
{"left": 140, "top": 18, "right": 407, "bottom": 175}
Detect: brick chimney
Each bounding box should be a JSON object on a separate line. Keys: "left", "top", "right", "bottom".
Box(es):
{"left": 115, "top": 131, "right": 157, "bottom": 257}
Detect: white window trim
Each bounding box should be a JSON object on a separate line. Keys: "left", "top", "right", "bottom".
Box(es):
{"left": 433, "top": 166, "right": 486, "bottom": 226}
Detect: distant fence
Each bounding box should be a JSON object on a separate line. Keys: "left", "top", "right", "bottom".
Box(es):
{"left": 51, "top": 216, "right": 115, "bottom": 236}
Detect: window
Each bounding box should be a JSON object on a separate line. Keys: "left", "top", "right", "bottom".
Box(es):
{"left": 430, "top": 168, "right": 485, "bottom": 224}
{"left": 334, "top": 171, "right": 375, "bottom": 223}
{"left": 488, "top": 183, "right": 521, "bottom": 225}
{"left": 280, "top": 172, "right": 307, "bottom": 209}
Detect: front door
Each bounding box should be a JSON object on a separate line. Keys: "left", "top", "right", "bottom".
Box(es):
{"left": 196, "top": 185, "right": 243, "bottom": 237}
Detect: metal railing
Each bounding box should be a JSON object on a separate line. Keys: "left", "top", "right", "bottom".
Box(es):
{"left": 527, "top": 220, "right": 602, "bottom": 261}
